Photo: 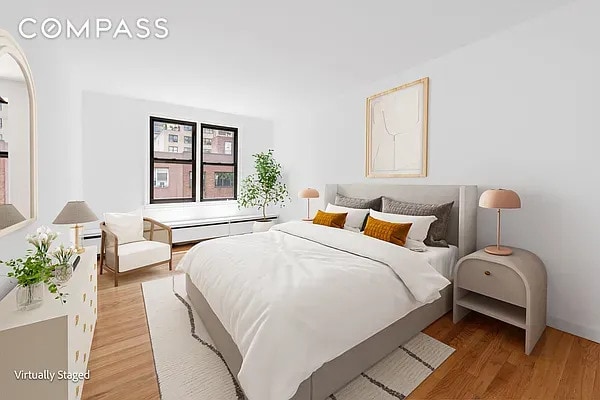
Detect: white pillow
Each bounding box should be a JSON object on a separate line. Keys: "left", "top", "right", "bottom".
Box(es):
{"left": 104, "top": 211, "right": 145, "bottom": 244}
{"left": 369, "top": 209, "right": 437, "bottom": 243}
{"left": 325, "top": 203, "right": 370, "bottom": 232}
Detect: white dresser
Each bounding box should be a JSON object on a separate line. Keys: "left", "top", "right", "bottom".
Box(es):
{"left": 0, "top": 246, "right": 98, "bottom": 400}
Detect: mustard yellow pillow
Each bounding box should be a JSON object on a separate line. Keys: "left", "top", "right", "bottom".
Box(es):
{"left": 312, "top": 210, "right": 347, "bottom": 229}
{"left": 363, "top": 216, "right": 412, "bottom": 246}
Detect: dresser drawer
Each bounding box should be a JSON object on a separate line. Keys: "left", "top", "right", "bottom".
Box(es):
{"left": 457, "top": 259, "right": 526, "bottom": 307}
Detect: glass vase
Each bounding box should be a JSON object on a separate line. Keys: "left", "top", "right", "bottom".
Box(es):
{"left": 53, "top": 263, "right": 73, "bottom": 284}
{"left": 16, "top": 283, "right": 44, "bottom": 311}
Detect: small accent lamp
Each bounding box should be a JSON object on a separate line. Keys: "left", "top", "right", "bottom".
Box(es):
{"left": 0, "top": 204, "right": 26, "bottom": 229}
{"left": 53, "top": 201, "right": 98, "bottom": 254}
{"left": 298, "top": 188, "right": 320, "bottom": 221}
{"left": 479, "top": 189, "right": 521, "bottom": 256}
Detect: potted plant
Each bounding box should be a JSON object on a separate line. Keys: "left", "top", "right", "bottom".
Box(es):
{"left": 1, "top": 227, "right": 67, "bottom": 311}
{"left": 238, "top": 149, "right": 289, "bottom": 232}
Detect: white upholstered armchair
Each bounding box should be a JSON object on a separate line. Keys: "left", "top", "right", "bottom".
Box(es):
{"left": 99, "top": 216, "right": 173, "bottom": 287}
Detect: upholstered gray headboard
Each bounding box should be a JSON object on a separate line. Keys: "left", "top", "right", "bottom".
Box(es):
{"left": 324, "top": 184, "right": 478, "bottom": 258}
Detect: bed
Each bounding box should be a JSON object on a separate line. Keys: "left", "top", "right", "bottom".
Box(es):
{"left": 179, "top": 184, "right": 477, "bottom": 400}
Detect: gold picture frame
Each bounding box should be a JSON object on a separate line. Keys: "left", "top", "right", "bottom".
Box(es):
{"left": 366, "top": 77, "right": 429, "bottom": 178}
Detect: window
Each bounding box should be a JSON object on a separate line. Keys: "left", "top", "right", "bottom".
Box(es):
{"left": 215, "top": 172, "right": 234, "bottom": 187}
{"left": 150, "top": 117, "right": 196, "bottom": 203}
{"left": 201, "top": 124, "right": 238, "bottom": 201}
{"left": 184, "top": 135, "right": 192, "bottom": 144}
{"left": 154, "top": 168, "right": 169, "bottom": 188}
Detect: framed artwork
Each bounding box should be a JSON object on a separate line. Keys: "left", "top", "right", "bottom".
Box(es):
{"left": 366, "top": 77, "right": 429, "bottom": 178}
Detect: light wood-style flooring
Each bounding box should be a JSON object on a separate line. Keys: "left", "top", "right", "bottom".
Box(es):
{"left": 83, "top": 248, "right": 600, "bottom": 400}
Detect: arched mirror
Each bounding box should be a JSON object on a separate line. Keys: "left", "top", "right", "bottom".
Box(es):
{"left": 0, "top": 30, "right": 37, "bottom": 236}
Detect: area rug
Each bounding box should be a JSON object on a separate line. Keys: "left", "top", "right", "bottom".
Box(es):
{"left": 142, "top": 275, "right": 454, "bottom": 400}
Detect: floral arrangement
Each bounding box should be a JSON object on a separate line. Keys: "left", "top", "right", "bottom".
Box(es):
{"left": 52, "top": 244, "right": 76, "bottom": 265}
{"left": 1, "top": 226, "right": 68, "bottom": 305}
{"left": 26, "top": 226, "right": 59, "bottom": 255}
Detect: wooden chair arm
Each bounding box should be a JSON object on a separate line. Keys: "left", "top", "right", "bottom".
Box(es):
{"left": 143, "top": 217, "right": 173, "bottom": 245}
{"left": 99, "top": 223, "right": 119, "bottom": 246}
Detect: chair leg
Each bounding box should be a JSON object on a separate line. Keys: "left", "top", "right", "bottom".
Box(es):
{"left": 114, "top": 271, "right": 118, "bottom": 287}
{"left": 99, "top": 257, "right": 103, "bottom": 275}
{"left": 169, "top": 257, "right": 173, "bottom": 271}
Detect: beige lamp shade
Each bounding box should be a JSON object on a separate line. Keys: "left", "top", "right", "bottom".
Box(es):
{"left": 298, "top": 188, "right": 319, "bottom": 199}
{"left": 53, "top": 201, "right": 98, "bottom": 225}
{"left": 479, "top": 189, "right": 521, "bottom": 209}
{"left": 0, "top": 204, "right": 26, "bottom": 230}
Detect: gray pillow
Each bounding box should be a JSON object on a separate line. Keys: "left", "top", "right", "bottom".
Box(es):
{"left": 335, "top": 194, "right": 382, "bottom": 230}
{"left": 335, "top": 194, "right": 382, "bottom": 212}
{"left": 381, "top": 197, "right": 454, "bottom": 247}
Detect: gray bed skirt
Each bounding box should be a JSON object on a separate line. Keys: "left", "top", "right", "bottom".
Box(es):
{"left": 185, "top": 274, "right": 453, "bottom": 400}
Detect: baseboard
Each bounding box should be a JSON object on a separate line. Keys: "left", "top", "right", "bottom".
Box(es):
{"left": 547, "top": 316, "right": 600, "bottom": 344}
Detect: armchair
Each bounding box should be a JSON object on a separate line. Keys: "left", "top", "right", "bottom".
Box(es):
{"left": 99, "top": 217, "right": 173, "bottom": 287}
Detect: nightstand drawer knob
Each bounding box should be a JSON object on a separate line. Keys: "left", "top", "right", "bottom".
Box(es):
{"left": 484, "top": 270, "right": 491, "bottom": 276}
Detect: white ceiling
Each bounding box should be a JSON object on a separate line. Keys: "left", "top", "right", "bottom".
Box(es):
{"left": 16, "top": 0, "right": 576, "bottom": 118}
{"left": 0, "top": 55, "right": 24, "bottom": 82}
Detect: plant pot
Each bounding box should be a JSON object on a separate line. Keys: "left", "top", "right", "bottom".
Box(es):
{"left": 16, "top": 283, "right": 44, "bottom": 311}
{"left": 253, "top": 220, "right": 275, "bottom": 233}
{"left": 53, "top": 263, "right": 73, "bottom": 284}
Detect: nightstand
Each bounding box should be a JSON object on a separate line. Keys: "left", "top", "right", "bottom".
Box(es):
{"left": 453, "top": 248, "right": 547, "bottom": 355}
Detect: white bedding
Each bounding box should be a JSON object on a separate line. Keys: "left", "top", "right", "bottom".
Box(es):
{"left": 178, "top": 221, "right": 450, "bottom": 400}
{"left": 423, "top": 245, "right": 459, "bottom": 279}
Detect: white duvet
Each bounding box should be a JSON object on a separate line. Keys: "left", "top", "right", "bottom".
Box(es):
{"left": 177, "top": 221, "right": 450, "bottom": 400}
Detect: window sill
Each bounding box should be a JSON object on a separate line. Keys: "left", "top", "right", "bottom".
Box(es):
{"left": 144, "top": 199, "right": 239, "bottom": 209}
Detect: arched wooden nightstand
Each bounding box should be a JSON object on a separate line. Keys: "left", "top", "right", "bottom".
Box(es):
{"left": 453, "top": 248, "right": 547, "bottom": 355}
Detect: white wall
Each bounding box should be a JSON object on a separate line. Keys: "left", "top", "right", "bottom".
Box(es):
{"left": 275, "top": 0, "right": 600, "bottom": 342}
{"left": 0, "top": 78, "right": 30, "bottom": 218}
{"left": 82, "top": 92, "right": 274, "bottom": 224}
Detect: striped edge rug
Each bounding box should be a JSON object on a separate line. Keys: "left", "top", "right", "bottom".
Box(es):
{"left": 142, "top": 275, "right": 454, "bottom": 400}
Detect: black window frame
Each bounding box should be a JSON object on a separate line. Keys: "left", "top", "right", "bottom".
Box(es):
{"left": 200, "top": 123, "right": 238, "bottom": 201}
{"left": 150, "top": 116, "right": 197, "bottom": 204}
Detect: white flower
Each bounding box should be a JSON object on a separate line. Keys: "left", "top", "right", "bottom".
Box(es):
{"left": 36, "top": 227, "right": 43, "bottom": 234}
{"left": 39, "top": 233, "right": 48, "bottom": 241}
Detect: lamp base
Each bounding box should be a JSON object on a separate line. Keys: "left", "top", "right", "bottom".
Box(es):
{"left": 484, "top": 245, "right": 513, "bottom": 256}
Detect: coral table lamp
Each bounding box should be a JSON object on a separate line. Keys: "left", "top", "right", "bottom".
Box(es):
{"left": 298, "top": 188, "right": 319, "bottom": 221}
{"left": 479, "top": 189, "right": 521, "bottom": 256}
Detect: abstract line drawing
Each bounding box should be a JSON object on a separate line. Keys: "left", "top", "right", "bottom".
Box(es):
{"left": 366, "top": 78, "right": 429, "bottom": 178}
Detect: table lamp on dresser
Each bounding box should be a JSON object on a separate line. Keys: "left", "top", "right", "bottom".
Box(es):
{"left": 298, "top": 188, "right": 319, "bottom": 221}
{"left": 479, "top": 188, "right": 521, "bottom": 256}
{"left": 53, "top": 201, "right": 98, "bottom": 253}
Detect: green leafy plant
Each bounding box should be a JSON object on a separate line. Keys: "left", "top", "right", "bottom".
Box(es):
{"left": 238, "top": 149, "right": 289, "bottom": 220}
{"left": 1, "top": 226, "right": 68, "bottom": 304}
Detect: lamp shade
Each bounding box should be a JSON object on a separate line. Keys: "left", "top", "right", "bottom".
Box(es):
{"left": 0, "top": 204, "right": 26, "bottom": 229}
{"left": 298, "top": 188, "right": 319, "bottom": 199}
{"left": 479, "top": 189, "right": 521, "bottom": 209}
{"left": 53, "top": 201, "right": 98, "bottom": 224}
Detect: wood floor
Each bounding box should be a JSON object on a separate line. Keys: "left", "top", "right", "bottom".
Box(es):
{"left": 83, "top": 249, "right": 600, "bottom": 400}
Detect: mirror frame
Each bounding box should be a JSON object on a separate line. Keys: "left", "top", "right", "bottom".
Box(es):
{"left": 0, "top": 29, "right": 38, "bottom": 237}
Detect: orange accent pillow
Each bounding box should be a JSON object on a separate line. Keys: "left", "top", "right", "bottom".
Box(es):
{"left": 312, "top": 210, "right": 347, "bottom": 229}
{"left": 363, "top": 216, "right": 412, "bottom": 247}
